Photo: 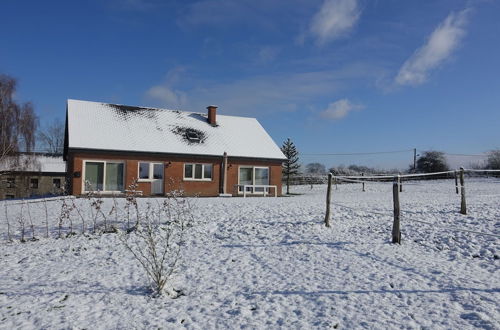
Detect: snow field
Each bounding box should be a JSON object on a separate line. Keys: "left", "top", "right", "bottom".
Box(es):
{"left": 0, "top": 180, "right": 499, "bottom": 329}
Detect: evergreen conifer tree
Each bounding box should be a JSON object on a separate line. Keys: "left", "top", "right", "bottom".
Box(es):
{"left": 281, "top": 138, "right": 300, "bottom": 194}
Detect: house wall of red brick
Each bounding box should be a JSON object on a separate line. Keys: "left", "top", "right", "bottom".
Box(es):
{"left": 225, "top": 158, "right": 283, "bottom": 196}
{"left": 67, "top": 151, "right": 283, "bottom": 197}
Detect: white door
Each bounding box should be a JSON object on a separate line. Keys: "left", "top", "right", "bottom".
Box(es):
{"left": 151, "top": 163, "right": 164, "bottom": 195}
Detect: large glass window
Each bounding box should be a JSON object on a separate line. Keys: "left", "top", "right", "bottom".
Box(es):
{"left": 184, "top": 163, "right": 212, "bottom": 180}
{"left": 84, "top": 161, "right": 124, "bottom": 192}
{"left": 254, "top": 168, "right": 270, "bottom": 192}
{"left": 238, "top": 167, "right": 269, "bottom": 193}
{"left": 105, "top": 163, "right": 124, "bottom": 191}
{"left": 239, "top": 168, "right": 253, "bottom": 190}
{"left": 85, "top": 162, "right": 104, "bottom": 191}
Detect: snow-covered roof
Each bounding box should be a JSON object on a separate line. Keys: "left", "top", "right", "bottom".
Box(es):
{"left": 0, "top": 154, "right": 66, "bottom": 173}
{"left": 66, "top": 99, "right": 286, "bottom": 160}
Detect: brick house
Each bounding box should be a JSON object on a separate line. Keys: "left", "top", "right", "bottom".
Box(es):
{"left": 0, "top": 153, "right": 66, "bottom": 200}
{"left": 63, "top": 99, "right": 286, "bottom": 197}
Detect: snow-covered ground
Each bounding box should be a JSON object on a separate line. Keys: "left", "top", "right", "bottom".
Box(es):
{"left": 0, "top": 180, "right": 499, "bottom": 329}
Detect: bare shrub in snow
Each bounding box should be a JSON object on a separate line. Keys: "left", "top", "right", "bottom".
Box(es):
{"left": 57, "top": 198, "right": 73, "bottom": 238}
{"left": 70, "top": 198, "right": 86, "bottom": 234}
{"left": 26, "top": 201, "right": 36, "bottom": 241}
{"left": 120, "top": 191, "right": 193, "bottom": 297}
{"left": 17, "top": 202, "right": 26, "bottom": 242}
{"left": 124, "top": 179, "right": 141, "bottom": 231}
{"left": 83, "top": 181, "right": 108, "bottom": 233}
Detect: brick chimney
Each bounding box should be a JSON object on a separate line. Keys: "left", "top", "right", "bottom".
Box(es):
{"left": 207, "top": 105, "right": 218, "bottom": 126}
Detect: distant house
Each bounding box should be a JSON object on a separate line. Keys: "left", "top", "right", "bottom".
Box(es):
{"left": 0, "top": 153, "right": 66, "bottom": 200}
{"left": 63, "top": 100, "right": 286, "bottom": 197}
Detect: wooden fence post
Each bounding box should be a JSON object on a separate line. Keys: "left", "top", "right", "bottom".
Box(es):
{"left": 392, "top": 175, "right": 401, "bottom": 244}
{"left": 324, "top": 173, "right": 332, "bottom": 227}
{"left": 334, "top": 176, "right": 338, "bottom": 190}
{"left": 454, "top": 170, "right": 459, "bottom": 194}
{"left": 362, "top": 172, "right": 365, "bottom": 192}
{"left": 460, "top": 167, "right": 467, "bottom": 215}
{"left": 4, "top": 202, "right": 11, "bottom": 242}
{"left": 398, "top": 172, "right": 402, "bottom": 192}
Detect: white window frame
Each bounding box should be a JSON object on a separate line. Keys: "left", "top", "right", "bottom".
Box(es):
{"left": 137, "top": 162, "right": 164, "bottom": 182}
{"left": 237, "top": 166, "right": 270, "bottom": 194}
{"left": 183, "top": 163, "right": 213, "bottom": 181}
{"left": 82, "top": 160, "right": 125, "bottom": 194}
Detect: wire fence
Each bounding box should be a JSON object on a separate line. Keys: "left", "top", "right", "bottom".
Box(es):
{"left": 0, "top": 191, "right": 149, "bottom": 242}
{"left": 323, "top": 169, "right": 500, "bottom": 242}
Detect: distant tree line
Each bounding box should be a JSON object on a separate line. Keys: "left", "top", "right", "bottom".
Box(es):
{"left": 294, "top": 149, "right": 500, "bottom": 181}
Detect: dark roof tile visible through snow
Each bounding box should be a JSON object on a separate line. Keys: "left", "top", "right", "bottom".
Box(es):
{"left": 66, "top": 99, "right": 286, "bottom": 160}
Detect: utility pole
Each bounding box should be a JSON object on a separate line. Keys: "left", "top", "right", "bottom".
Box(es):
{"left": 413, "top": 148, "right": 417, "bottom": 172}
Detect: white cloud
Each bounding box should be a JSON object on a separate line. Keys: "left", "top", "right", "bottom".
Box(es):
{"left": 319, "top": 99, "right": 363, "bottom": 120}
{"left": 145, "top": 67, "right": 189, "bottom": 108}
{"left": 144, "top": 63, "right": 377, "bottom": 116}
{"left": 146, "top": 86, "right": 187, "bottom": 108}
{"left": 396, "top": 9, "right": 470, "bottom": 86}
{"left": 309, "top": 0, "right": 361, "bottom": 46}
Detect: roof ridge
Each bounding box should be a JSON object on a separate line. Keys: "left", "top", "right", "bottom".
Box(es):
{"left": 67, "top": 99, "right": 257, "bottom": 119}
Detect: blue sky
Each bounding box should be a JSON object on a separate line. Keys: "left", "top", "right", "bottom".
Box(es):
{"left": 1, "top": 0, "right": 499, "bottom": 169}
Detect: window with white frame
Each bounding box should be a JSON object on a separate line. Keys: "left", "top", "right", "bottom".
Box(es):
{"left": 138, "top": 162, "right": 164, "bottom": 181}
{"left": 84, "top": 161, "right": 124, "bottom": 192}
{"left": 184, "top": 163, "right": 212, "bottom": 180}
{"left": 238, "top": 166, "right": 269, "bottom": 193}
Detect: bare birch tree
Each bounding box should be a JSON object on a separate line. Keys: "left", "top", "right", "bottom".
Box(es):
{"left": 0, "top": 74, "right": 38, "bottom": 185}
{"left": 38, "top": 119, "right": 64, "bottom": 154}
{"left": 0, "top": 75, "right": 37, "bottom": 155}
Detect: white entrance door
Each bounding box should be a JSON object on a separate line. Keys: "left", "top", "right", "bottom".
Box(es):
{"left": 151, "top": 163, "right": 164, "bottom": 195}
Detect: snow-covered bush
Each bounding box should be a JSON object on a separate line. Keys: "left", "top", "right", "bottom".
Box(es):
{"left": 120, "top": 191, "right": 193, "bottom": 297}
{"left": 486, "top": 149, "right": 500, "bottom": 170}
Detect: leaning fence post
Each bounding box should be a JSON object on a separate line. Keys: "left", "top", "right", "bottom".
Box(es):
{"left": 460, "top": 167, "right": 467, "bottom": 215}
{"left": 392, "top": 175, "right": 401, "bottom": 244}
{"left": 362, "top": 172, "right": 365, "bottom": 192}
{"left": 324, "top": 173, "right": 332, "bottom": 227}
{"left": 454, "top": 170, "right": 459, "bottom": 194}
